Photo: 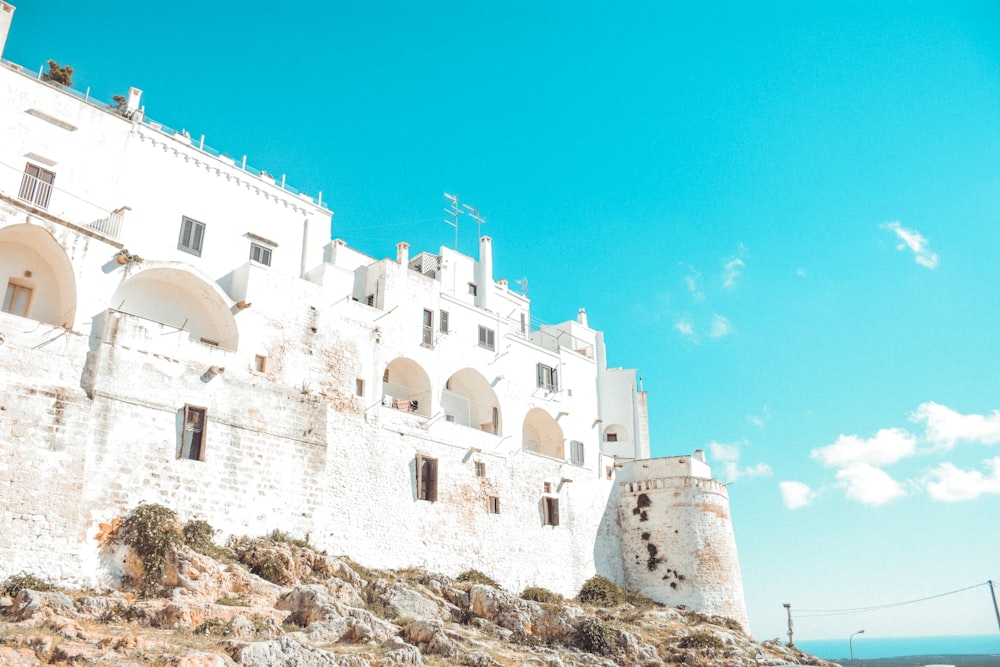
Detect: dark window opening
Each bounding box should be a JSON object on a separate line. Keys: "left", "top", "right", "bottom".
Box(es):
{"left": 487, "top": 496, "right": 501, "bottom": 514}
{"left": 179, "top": 216, "right": 206, "bottom": 256}
{"left": 250, "top": 242, "right": 273, "bottom": 266}
{"left": 478, "top": 326, "right": 495, "bottom": 351}
{"left": 416, "top": 454, "right": 438, "bottom": 502}
{"left": 180, "top": 405, "right": 207, "bottom": 461}
{"left": 536, "top": 363, "right": 559, "bottom": 392}
{"left": 543, "top": 497, "right": 559, "bottom": 526}
{"left": 475, "top": 461, "right": 486, "bottom": 477}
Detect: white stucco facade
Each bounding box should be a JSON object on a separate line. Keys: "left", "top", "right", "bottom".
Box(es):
{"left": 0, "top": 18, "right": 749, "bottom": 630}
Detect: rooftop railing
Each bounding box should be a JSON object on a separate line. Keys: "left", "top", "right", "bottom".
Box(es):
{"left": 1, "top": 58, "right": 323, "bottom": 208}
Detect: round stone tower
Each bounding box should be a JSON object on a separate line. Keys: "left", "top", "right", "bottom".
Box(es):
{"left": 616, "top": 451, "right": 750, "bottom": 632}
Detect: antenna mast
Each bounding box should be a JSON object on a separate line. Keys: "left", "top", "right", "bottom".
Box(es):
{"left": 463, "top": 203, "right": 485, "bottom": 239}
{"left": 444, "top": 193, "right": 461, "bottom": 249}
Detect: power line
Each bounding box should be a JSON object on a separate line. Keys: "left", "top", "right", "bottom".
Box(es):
{"left": 796, "top": 581, "right": 991, "bottom": 618}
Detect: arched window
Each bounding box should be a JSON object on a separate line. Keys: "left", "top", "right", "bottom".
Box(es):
{"left": 382, "top": 357, "right": 432, "bottom": 417}
{"left": 441, "top": 368, "right": 502, "bottom": 435}
{"left": 0, "top": 224, "right": 76, "bottom": 327}
{"left": 522, "top": 408, "right": 564, "bottom": 459}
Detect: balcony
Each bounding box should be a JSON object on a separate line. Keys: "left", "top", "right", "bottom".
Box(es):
{"left": 1, "top": 160, "right": 127, "bottom": 242}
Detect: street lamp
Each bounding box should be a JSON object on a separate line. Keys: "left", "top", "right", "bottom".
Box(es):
{"left": 850, "top": 629, "right": 865, "bottom": 667}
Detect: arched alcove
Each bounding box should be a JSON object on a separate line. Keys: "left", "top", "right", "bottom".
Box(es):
{"left": 522, "top": 408, "right": 564, "bottom": 459}
{"left": 604, "top": 423, "right": 629, "bottom": 444}
{"left": 0, "top": 223, "right": 77, "bottom": 327}
{"left": 110, "top": 265, "right": 239, "bottom": 350}
{"left": 382, "top": 357, "right": 432, "bottom": 417}
{"left": 441, "top": 368, "right": 502, "bottom": 435}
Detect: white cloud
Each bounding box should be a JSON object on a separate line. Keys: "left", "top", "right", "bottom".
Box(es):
{"left": 795, "top": 268, "right": 807, "bottom": 278}
{"left": 836, "top": 463, "right": 906, "bottom": 505}
{"left": 811, "top": 428, "right": 917, "bottom": 468}
{"left": 926, "top": 458, "right": 1000, "bottom": 502}
{"left": 674, "top": 319, "right": 696, "bottom": 340}
{"left": 748, "top": 405, "right": 771, "bottom": 430}
{"left": 709, "top": 440, "right": 772, "bottom": 483}
{"left": 911, "top": 402, "right": 1000, "bottom": 449}
{"left": 780, "top": 481, "right": 816, "bottom": 509}
{"left": 722, "top": 257, "right": 745, "bottom": 289}
{"left": 682, "top": 265, "right": 704, "bottom": 301}
{"left": 882, "top": 221, "right": 939, "bottom": 269}
{"left": 708, "top": 314, "right": 734, "bottom": 338}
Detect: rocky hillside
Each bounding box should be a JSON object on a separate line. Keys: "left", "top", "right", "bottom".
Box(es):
{"left": 0, "top": 508, "right": 835, "bottom": 667}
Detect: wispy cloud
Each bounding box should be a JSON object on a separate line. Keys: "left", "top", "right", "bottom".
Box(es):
{"left": 926, "top": 457, "right": 1000, "bottom": 502}
{"left": 836, "top": 463, "right": 906, "bottom": 505}
{"left": 780, "top": 481, "right": 817, "bottom": 509}
{"left": 674, "top": 319, "right": 696, "bottom": 341}
{"left": 811, "top": 428, "right": 917, "bottom": 468}
{"left": 722, "top": 244, "right": 748, "bottom": 289}
{"left": 882, "top": 221, "right": 939, "bottom": 269}
{"left": 708, "top": 314, "right": 734, "bottom": 339}
{"left": 709, "top": 440, "right": 772, "bottom": 483}
{"left": 748, "top": 405, "right": 771, "bottom": 430}
{"left": 911, "top": 402, "right": 1000, "bottom": 449}
{"left": 681, "top": 264, "right": 704, "bottom": 301}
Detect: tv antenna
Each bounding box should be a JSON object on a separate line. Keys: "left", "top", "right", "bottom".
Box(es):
{"left": 515, "top": 277, "right": 528, "bottom": 297}
{"left": 463, "top": 204, "right": 485, "bottom": 239}
{"left": 443, "top": 193, "right": 461, "bottom": 249}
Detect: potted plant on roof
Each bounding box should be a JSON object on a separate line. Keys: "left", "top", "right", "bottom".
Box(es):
{"left": 41, "top": 59, "right": 73, "bottom": 87}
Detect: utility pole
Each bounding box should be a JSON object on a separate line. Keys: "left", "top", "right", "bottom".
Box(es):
{"left": 783, "top": 603, "right": 794, "bottom": 646}
{"left": 990, "top": 580, "right": 1000, "bottom": 632}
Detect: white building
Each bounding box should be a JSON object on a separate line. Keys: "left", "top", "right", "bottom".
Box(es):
{"left": 0, "top": 6, "right": 748, "bottom": 631}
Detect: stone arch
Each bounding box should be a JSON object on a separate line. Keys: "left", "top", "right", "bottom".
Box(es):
{"left": 382, "top": 357, "right": 432, "bottom": 417}
{"left": 522, "top": 408, "right": 564, "bottom": 459}
{"left": 441, "top": 368, "right": 502, "bottom": 435}
{"left": 0, "top": 223, "right": 76, "bottom": 327}
{"left": 111, "top": 264, "right": 239, "bottom": 350}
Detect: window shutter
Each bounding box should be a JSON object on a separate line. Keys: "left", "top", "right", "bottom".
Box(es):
{"left": 551, "top": 367, "right": 559, "bottom": 391}
{"left": 415, "top": 454, "right": 424, "bottom": 499}
{"left": 536, "top": 362, "right": 544, "bottom": 388}
{"left": 427, "top": 458, "right": 438, "bottom": 502}
{"left": 551, "top": 499, "right": 559, "bottom": 526}
{"left": 440, "top": 311, "right": 449, "bottom": 333}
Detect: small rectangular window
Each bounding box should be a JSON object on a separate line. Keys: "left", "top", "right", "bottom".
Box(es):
{"left": 606, "top": 432, "right": 618, "bottom": 443}
{"left": 570, "top": 440, "right": 585, "bottom": 466}
{"left": 253, "top": 355, "right": 267, "bottom": 373}
{"left": 543, "top": 482, "right": 552, "bottom": 493}
{"left": 487, "top": 496, "right": 501, "bottom": 514}
{"left": 478, "top": 326, "right": 495, "bottom": 351}
{"left": 3, "top": 281, "right": 33, "bottom": 317}
{"left": 250, "top": 242, "right": 272, "bottom": 266}
{"left": 19, "top": 163, "right": 55, "bottom": 209}
{"left": 543, "top": 497, "right": 559, "bottom": 526}
{"left": 475, "top": 461, "right": 486, "bottom": 477}
{"left": 178, "top": 216, "right": 206, "bottom": 256}
{"left": 422, "top": 309, "right": 434, "bottom": 346}
{"left": 355, "top": 378, "right": 365, "bottom": 396}
{"left": 440, "top": 310, "right": 449, "bottom": 333}
{"left": 468, "top": 283, "right": 478, "bottom": 296}
{"left": 536, "top": 363, "right": 559, "bottom": 392}
{"left": 180, "top": 405, "right": 207, "bottom": 461}
{"left": 606, "top": 466, "right": 614, "bottom": 480}
{"left": 415, "top": 454, "right": 438, "bottom": 502}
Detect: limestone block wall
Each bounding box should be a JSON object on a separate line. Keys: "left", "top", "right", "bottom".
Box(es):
{"left": 618, "top": 473, "right": 750, "bottom": 632}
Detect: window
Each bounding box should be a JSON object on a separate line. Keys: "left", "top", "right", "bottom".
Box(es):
{"left": 606, "top": 466, "right": 614, "bottom": 480}
{"left": 178, "top": 216, "right": 206, "bottom": 256}
{"left": 250, "top": 242, "right": 272, "bottom": 266}
{"left": 415, "top": 454, "right": 438, "bottom": 502}
{"left": 253, "top": 355, "right": 267, "bottom": 373}
{"left": 422, "top": 309, "right": 434, "bottom": 346}
{"left": 606, "top": 432, "right": 618, "bottom": 443}
{"left": 487, "top": 496, "right": 501, "bottom": 514}
{"left": 180, "top": 405, "right": 207, "bottom": 461}
{"left": 570, "top": 440, "right": 585, "bottom": 466}
{"left": 366, "top": 294, "right": 375, "bottom": 307}
{"left": 543, "top": 482, "right": 552, "bottom": 493}
{"left": 543, "top": 497, "right": 560, "bottom": 526}
{"left": 475, "top": 461, "right": 486, "bottom": 477}
{"left": 19, "top": 163, "right": 55, "bottom": 209}
{"left": 355, "top": 378, "right": 365, "bottom": 397}
{"left": 468, "top": 283, "right": 478, "bottom": 296}
{"left": 478, "top": 326, "right": 495, "bottom": 351}
{"left": 440, "top": 310, "right": 449, "bottom": 334}
{"left": 536, "top": 363, "right": 559, "bottom": 392}
{"left": 2, "top": 281, "right": 33, "bottom": 317}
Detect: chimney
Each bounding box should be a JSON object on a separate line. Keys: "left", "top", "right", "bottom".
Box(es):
{"left": 694, "top": 449, "right": 706, "bottom": 463}
{"left": 126, "top": 86, "right": 143, "bottom": 115}
{"left": 478, "top": 236, "right": 493, "bottom": 312}
{"left": 396, "top": 241, "right": 409, "bottom": 265}
{"left": 0, "top": 3, "right": 15, "bottom": 59}
{"left": 577, "top": 307, "right": 588, "bottom": 327}
{"left": 498, "top": 278, "right": 508, "bottom": 290}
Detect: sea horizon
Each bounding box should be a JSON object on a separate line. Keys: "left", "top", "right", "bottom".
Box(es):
{"left": 797, "top": 634, "right": 1000, "bottom": 660}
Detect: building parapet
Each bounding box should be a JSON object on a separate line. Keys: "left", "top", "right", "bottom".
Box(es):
{"left": 618, "top": 475, "right": 729, "bottom": 499}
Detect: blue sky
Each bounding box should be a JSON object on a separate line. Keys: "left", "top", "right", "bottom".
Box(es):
{"left": 7, "top": 1, "right": 1000, "bottom": 642}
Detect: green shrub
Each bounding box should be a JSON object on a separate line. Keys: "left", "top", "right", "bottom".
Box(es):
{"left": 574, "top": 616, "right": 620, "bottom": 655}
{"left": 215, "top": 596, "right": 250, "bottom": 607}
{"left": 456, "top": 569, "right": 500, "bottom": 588}
{"left": 0, "top": 572, "right": 56, "bottom": 597}
{"left": 96, "top": 601, "right": 148, "bottom": 625}
{"left": 576, "top": 575, "right": 625, "bottom": 607}
{"left": 520, "top": 586, "right": 563, "bottom": 604}
{"left": 118, "top": 503, "right": 184, "bottom": 597}
{"left": 42, "top": 59, "right": 73, "bottom": 86}
{"left": 624, "top": 589, "right": 658, "bottom": 610}
{"left": 267, "top": 529, "right": 311, "bottom": 549}
{"left": 229, "top": 536, "right": 290, "bottom": 585}
{"left": 183, "top": 519, "right": 235, "bottom": 562}
{"left": 677, "top": 630, "right": 725, "bottom": 650}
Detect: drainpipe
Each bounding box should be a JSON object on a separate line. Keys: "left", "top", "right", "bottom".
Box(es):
{"left": 478, "top": 236, "right": 493, "bottom": 312}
